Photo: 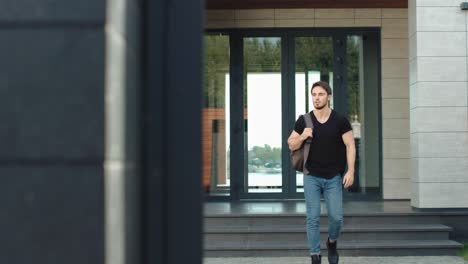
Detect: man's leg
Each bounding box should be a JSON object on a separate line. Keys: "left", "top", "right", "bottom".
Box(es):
{"left": 323, "top": 174, "right": 343, "bottom": 264}
{"left": 303, "top": 175, "right": 323, "bottom": 257}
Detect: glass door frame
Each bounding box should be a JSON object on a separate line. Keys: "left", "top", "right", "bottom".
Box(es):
{"left": 205, "top": 28, "right": 382, "bottom": 201}
{"left": 230, "top": 30, "right": 288, "bottom": 200}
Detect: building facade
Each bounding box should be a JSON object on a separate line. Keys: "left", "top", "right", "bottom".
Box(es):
{"left": 203, "top": 0, "right": 468, "bottom": 208}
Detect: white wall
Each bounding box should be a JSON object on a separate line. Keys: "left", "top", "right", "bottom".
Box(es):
{"left": 409, "top": 0, "right": 468, "bottom": 208}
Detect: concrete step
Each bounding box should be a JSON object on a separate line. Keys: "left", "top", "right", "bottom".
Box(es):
{"left": 204, "top": 240, "right": 463, "bottom": 257}
{"left": 205, "top": 214, "right": 443, "bottom": 228}
{"left": 205, "top": 224, "right": 452, "bottom": 244}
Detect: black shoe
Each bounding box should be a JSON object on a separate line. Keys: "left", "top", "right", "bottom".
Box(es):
{"left": 327, "top": 238, "right": 339, "bottom": 264}
{"left": 311, "top": 254, "right": 321, "bottom": 264}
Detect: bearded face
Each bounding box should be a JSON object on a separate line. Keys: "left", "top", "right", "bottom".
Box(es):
{"left": 311, "top": 86, "right": 331, "bottom": 110}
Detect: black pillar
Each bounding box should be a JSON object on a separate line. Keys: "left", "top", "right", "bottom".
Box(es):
{"left": 143, "top": 0, "right": 204, "bottom": 263}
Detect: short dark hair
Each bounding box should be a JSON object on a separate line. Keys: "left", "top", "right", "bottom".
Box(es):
{"left": 311, "top": 81, "right": 332, "bottom": 95}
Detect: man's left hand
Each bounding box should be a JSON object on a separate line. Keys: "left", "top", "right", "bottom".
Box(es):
{"left": 342, "top": 171, "right": 354, "bottom": 189}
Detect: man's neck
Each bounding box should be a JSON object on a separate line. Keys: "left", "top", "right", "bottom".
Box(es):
{"left": 313, "top": 107, "right": 331, "bottom": 119}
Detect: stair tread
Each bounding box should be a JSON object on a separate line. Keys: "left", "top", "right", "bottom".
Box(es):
{"left": 205, "top": 224, "right": 452, "bottom": 233}
{"left": 205, "top": 211, "right": 468, "bottom": 217}
{"left": 206, "top": 240, "right": 463, "bottom": 250}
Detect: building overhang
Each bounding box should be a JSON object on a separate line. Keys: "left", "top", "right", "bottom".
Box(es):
{"left": 206, "top": 0, "right": 407, "bottom": 9}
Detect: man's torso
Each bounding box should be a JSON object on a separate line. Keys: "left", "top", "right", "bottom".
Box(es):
{"left": 294, "top": 110, "right": 351, "bottom": 179}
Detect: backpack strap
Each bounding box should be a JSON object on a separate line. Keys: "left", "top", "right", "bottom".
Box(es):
{"left": 302, "top": 113, "right": 314, "bottom": 175}
{"left": 303, "top": 113, "right": 313, "bottom": 134}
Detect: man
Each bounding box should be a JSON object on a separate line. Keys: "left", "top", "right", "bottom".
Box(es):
{"left": 287, "top": 81, "right": 355, "bottom": 264}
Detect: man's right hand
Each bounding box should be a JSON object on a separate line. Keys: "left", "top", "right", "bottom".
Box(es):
{"left": 301, "top": 128, "right": 313, "bottom": 141}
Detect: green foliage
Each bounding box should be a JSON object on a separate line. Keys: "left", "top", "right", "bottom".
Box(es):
{"left": 244, "top": 38, "right": 281, "bottom": 72}
{"left": 203, "top": 35, "right": 229, "bottom": 108}
{"left": 347, "top": 37, "right": 360, "bottom": 119}
{"left": 248, "top": 144, "right": 281, "bottom": 167}
{"left": 459, "top": 243, "right": 468, "bottom": 261}
{"left": 295, "top": 37, "right": 333, "bottom": 79}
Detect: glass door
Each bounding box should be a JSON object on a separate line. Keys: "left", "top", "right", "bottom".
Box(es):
{"left": 243, "top": 37, "right": 283, "bottom": 194}
{"left": 203, "top": 29, "right": 381, "bottom": 200}
{"left": 345, "top": 33, "right": 381, "bottom": 195}
{"left": 202, "top": 34, "right": 230, "bottom": 197}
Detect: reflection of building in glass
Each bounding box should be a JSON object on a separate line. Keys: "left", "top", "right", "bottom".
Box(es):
{"left": 202, "top": 109, "right": 228, "bottom": 193}
{"left": 351, "top": 116, "right": 361, "bottom": 139}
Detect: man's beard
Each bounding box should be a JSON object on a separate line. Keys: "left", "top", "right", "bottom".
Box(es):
{"left": 314, "top": 101, "right": 327, "bottom": 110}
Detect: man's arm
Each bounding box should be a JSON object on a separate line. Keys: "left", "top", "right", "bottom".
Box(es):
{"left": 342, "top": 130, "right": 356, "bottom": 188}
{"left": 287, "top": 128, "right": 312, "bottom": 151}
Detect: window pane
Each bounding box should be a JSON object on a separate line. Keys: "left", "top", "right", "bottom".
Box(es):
{"left": 203, "top": 34, "right": 230, "bottom": 196}
{"left": 346, "top": 34, "right": 381, "bottom": 195}
{"left": 244, "top": 37, "right": 282, "bottom": 193}
{"left": 347, "top": 35, "right": 366, "bottom": 194}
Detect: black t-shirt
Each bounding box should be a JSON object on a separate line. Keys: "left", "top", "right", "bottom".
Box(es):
{"left": 294, "top": 110, "right": 352, "bottom": 179}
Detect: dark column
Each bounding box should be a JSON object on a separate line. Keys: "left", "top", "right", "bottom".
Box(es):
{"left": 143, "top": 0, "right": 203, "bottom": 263}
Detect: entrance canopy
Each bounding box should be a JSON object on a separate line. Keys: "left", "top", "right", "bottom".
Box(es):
{"left": 206, "top": 0, "right": 407, "bottom": 9}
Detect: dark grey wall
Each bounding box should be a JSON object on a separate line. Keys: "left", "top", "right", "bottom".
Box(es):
{"left": 0, "top": 1, "right": 106, "bottom": 264}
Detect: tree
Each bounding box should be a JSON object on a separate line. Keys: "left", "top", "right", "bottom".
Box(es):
{"left": 203, "top": 35, "right": 229, "bottom": 108}
{"left": 248, "top": 144, "right": 281, "bottom": 167}
{"left": 347, "top": 37, "right": 360, "bottom": 120}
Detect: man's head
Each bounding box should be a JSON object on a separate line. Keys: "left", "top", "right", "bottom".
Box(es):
{"left": 311, "top": 81, "right": 332, "bottom": 110}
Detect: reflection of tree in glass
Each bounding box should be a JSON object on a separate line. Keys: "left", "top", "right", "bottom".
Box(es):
{"left": 204, "top": 35, "right": 229, "bottom": 108}
{"left": 347, "top": 37, "right": 360, "bottom": 121}
{"left": 244, "top": 38, "right": 281, "bottom": 73}
{"left": 295, "top": 37, "right": 333, "bottom": 84}
{"left": 294, "top": 37, "right": 333, "bottom": 111}
{"left": 248, "top": 144, "right": 281, "bottom": 168}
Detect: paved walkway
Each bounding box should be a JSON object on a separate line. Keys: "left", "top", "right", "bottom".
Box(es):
{"left": 204, "top": 256, "right": 467, "bottom": 264}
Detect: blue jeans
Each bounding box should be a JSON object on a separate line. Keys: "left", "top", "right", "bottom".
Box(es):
{"left": 303, "top": 174, "right": 343, "bottom": 255}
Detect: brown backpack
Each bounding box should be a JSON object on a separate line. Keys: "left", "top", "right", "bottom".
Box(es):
{"left": 290, "top": 113, "right": 313, "bottom": 174}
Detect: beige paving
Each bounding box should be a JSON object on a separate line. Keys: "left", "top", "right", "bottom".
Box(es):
{"left": 204, "top": 256, "right": 467, "bottom": 264}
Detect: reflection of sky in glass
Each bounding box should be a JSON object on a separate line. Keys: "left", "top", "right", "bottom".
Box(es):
{"left": 247, "top": 73, "right": 282, "bottom": 149}
{"left": 225, "top": 73, "right": 282, "bottom": 150}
